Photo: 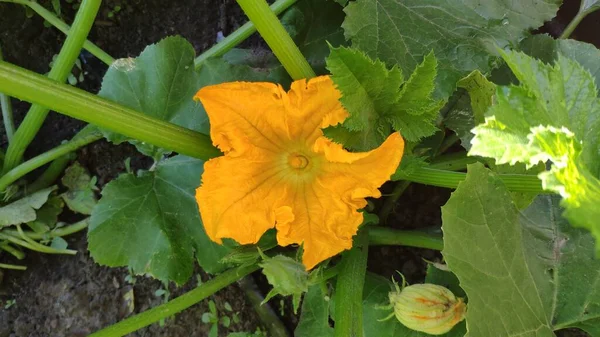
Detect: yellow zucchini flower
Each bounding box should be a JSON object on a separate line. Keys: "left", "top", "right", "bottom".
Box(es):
{"left": 194, "top": 76, "right": 404, "bottom": 269}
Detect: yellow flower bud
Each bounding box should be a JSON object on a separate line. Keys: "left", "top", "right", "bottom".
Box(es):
{"left": 388, "top": 283, "right": 466, "bottom": 335}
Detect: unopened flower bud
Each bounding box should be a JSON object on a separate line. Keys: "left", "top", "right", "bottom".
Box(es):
{"left": 260, "top": 254, "right": 308, "bottom": 312}
{"left": 389, "top": 283, "right": 466, "bottom": 335}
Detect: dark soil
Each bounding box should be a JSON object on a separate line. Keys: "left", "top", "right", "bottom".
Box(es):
{"left": 0, "top": 0, "right": 598, "bottom": 336}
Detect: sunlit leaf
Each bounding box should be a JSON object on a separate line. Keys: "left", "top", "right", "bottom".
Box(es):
{"left": 442, "top": 163, "right": 600, "bottom": 336}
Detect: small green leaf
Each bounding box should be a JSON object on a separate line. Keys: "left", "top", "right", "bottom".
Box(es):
{"left": 88, "top": 156, "right": 229, "bottom": 284}
{"left": 470, "top": 50, "right": 600, "bottom": 251}
{"left": 325, "top": 46, "right": 443, "bottom": 150}
{"left": 343, "top": 0, "right": 560, "bottom": 98}
{"left": 442, "top": 163, "right": 600, "bottom": 336}
{"left": 260, "top": 255, "right": 308, "bottom": 303}
{"left": 295, "top": 285, "right": 334, "bottom": 337}
{"left": 27, "top": 196, "right": 64, "bottom": 233}
{"left": 0, "top": 187, "right": 56, "bottom": 227}
{"left": 50, "top": 237, "right": 68, "bottom": 250}
{"left": 60, "top": 162, "right": 97, "bottom": 215}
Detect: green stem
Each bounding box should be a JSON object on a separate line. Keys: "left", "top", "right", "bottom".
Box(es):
{"left": 89, "top": 264, "right": 260, "bottom": 337}
{"left": 194, "top": 0, "right": 297, "bottom": 68}
{"left": 236, "top": 0, "right": 315, "bottom": 80}
{"left": 334, "top": 229, "right": 368, "bottom": 337}
{"left": 2, "top": 0, "right": 114, "bottom": 65}
{"left": 0, "top": 45, "right": 15, "bottom": 142}
{"left": 560, "top": 11, "right": 588, "bottom": 39}
{"left": 0, "top": 263, "right": 26, "bottom": 270}
{"left": 0, "top": 61, "right": 221, "bottom": 160}
{"left": 368, "top": 227, "right": 444, "bottom": 251}
{"left": 429, "top": 152, "right": 479, "bottom": 171}
{"left": 437, "top": 133, "right": 460, "bottom": 155}
{"left": 0, "top": 242, "right": 25, "bottom": 259}
{"left": 405, "top": 167, "right": 543, "bottom": 192}
{"left": 0, "top": 232, "right": 76, "bottom": 254}
{"left": 0, "top": 127, "right": 102, "bottom": 192}
{"left": 25, "top": 152, "right": 74, "bottom": 194}
{"left": 2, "top": 217, "right": 90, "bottom": 240}
{"left": 2, "top": 0, "right": 101, "bottom": 173}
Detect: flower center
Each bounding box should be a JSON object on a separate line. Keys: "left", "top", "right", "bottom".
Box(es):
{"left": 288, "top": 153, "right": 309, "bottom": 170}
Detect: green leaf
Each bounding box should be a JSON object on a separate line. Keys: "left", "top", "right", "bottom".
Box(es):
{"left": 88, "top": 156, "right": 229, "bottom": 284}
{"left": 520, "top": 35, "right": 600, "bottom": 89}
{"left": 285, "top": 0, "right": 347, "bottom": 75}
{"left": 60, "top": 162, "right": 97, "bottom": 215}
{"left": 295, "top": 285, "right": 334, "bottom": 337}
{"left": 581, "top": 0, "right": 600, "bottom": 12}
{"left": 444, "top": 70, "right": 496, "bottom": 150}
{"left": 27, "top": 196, "right": 64, "bottom": 233}
{"left": 343, "top": 0, "right": 560, "bottom": 98}
{"left": 325, "top": 47, "right": 443, "bottom": 149}
{"left": 99, "top": 36, "right": 274, "bottom": 159}
{"left": 362, "top": 274, "right": 465, "bottom": 337}
{"left": 470, "top": 50, "right": 600, "bottom": 251}
{"left": 442, "top": 163, "right": 600, "bottom": 336}
{"left": 0, "top": 186, "right": 56, "bottom": 227}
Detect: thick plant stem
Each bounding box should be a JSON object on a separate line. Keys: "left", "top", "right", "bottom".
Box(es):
{"left": 2, "top": 0, "right": 101, "bottom": 173}
{"left": 0, "top": 45, "right": 15, "bottom": 142}
{"left": 89, "top": 264, "right": 260, "bottom": 337}
{"left": 1, "top": 0, "right": 114, "bottom": 65}
{"left": 0, "top": 61, "right": 220, "bottom": 160}
{"left": 194, "top": 0, "right": 297, "bottom": 68}
{"left": 368, "top": 227, "right": 444, "bottom": 251}
{"left": 334, "top": 229, "right": 369, "bottom": 337}
{"left": 405, "top": 167, "right": 543, "bottom": 192}
{"left": 237, "top": 0, "right": 315, "bottom": 80}
{"left": 0, "top": 127, "right": 102, "bottom": 192}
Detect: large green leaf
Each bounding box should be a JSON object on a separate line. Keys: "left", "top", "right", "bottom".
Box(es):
{"left": 442, "top": 163, "right": 600, "bottom": 336}
{"left": 325, "top": 46, "right": 443, "bottom": 149}
{"left": 343, "top": 0, "right": 560, "bottom": 98}
{"left": 99, "top": 36, "right": 274, "bottom": 159}
{"left": 88, "top": 156, "right": 229, "bottom": 284}
{"left": 295, "top": 285, "right": 334, "bottom": 337}
{"left": 470, "top": 50, "right": 600, "bottom": 252}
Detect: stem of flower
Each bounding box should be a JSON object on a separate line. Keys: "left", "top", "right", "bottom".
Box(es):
{"left": 2, "top": 0, "right": 101, "bottom": 174}
{"left": 0, "top": 61, "right": 221, "bottom": 161}
{"left": 88, "top": 264, "right": 260, "bottom": 337}
{"left": 368, "top": 227, "right": 444, "bottom": 251}
{"left": 334, "top": 229, "right": 369, "bottom": 337}
{"left": 0, "top": 0, "right": 114, "bottom": 65}
{"left": 405, "top": 167, "right": 543, "bottom": 192}
{"left": 236, "top": 0, "right": 315, "bottom": 80}
{"left": 0, "top": 127, "right": 102, "bottom": 193}
{"left": 194, "top": 0, "right": 298, "bottom": 69}
{"left": 0, "top": 44, "right": 15, "bottom": 142}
